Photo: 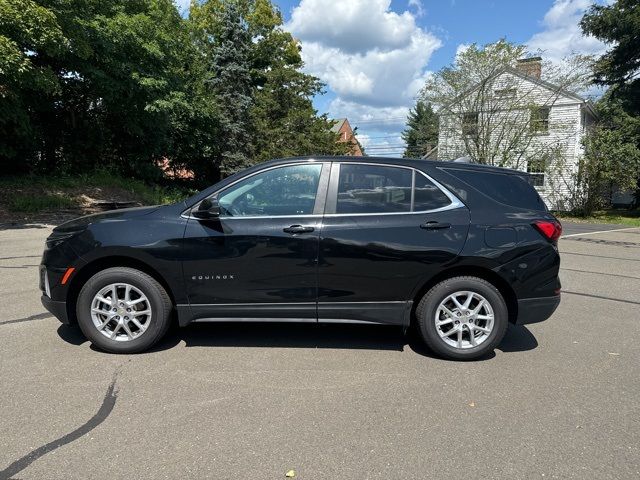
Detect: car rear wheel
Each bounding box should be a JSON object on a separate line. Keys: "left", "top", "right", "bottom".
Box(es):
{"left": 76, "top": 267, "right": 172, "bottom": 353}
{"left": 415, "top": 276, "right": 508, "bottom": 360}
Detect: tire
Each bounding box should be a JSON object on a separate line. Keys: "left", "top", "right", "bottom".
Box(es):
{"left": 415, "top": 276, "right": 508, "bottom": 360}
{"left": 76, "top": 267, "right": 172, "bottom": 353}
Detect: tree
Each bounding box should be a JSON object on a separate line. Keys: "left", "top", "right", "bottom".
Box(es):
{"left": 581, "top": 0, "right": 640, "bottom": 114}
{"left": 0, "top": 0, "right": 67, "bottom": 170}
{"left": 0, "top": 0, "right": 198, "bottom": 177}
{"left": 189, "top": 0, "right": 346, "bottom": 179}
{"left": 568, "top": 127, "right": 640, "bottom": 215}
{"left": 247, "top": 0, "right": 347, "bottom": 162}
{"left": 402, "top": 100, "right": 438, "bottom": 158}
{"left": 421, "top": 39, "right": 593, "bottom": 168}
{"left": 1, "top": 0, "right": 346, "bottom": 182}
{"left": 205, "top": 1, "right": 253, "bottom": 178}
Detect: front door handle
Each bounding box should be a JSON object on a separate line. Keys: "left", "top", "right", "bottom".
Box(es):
{"left": 420, "top": 221, "right": 451, "bottom": 230}
{"left": 283, "top": 225, "right": 315, "bottom": 234}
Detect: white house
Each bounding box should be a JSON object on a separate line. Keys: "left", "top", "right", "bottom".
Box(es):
{"left": 435, "top": 57, "right": 597, "bottom": 210}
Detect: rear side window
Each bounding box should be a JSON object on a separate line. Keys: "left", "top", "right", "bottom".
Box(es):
{"left": 337, "top": 164, "right": 412, "bottom": 214}
{"left": 444, "top": 168, "right": 545, "bottom": 210}
{"left": 414, "top": 172, "right": 451, "bottom": 211}
{"left": 335, "top": 164, "right": 452, "bottom": 214}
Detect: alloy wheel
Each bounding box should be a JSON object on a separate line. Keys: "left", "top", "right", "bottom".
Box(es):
{"left": 90, "top": 283, "right": 152, "bottom": 342}
{"left": 434, "top": 291, "right": 494, "bottom": 349}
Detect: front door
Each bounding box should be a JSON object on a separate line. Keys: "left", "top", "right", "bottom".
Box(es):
{"left": 182, "top": 162, "right": 329, "bottom": 322}
{"left": 317, "top": 162, "right": 470, "bottom": 326}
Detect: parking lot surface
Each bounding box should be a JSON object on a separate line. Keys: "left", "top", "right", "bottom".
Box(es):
{"left": 1, "top": 222, "right": 639, "bottom": 479}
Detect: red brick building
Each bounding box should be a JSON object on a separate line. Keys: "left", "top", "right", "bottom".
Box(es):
{"left": 331, "top": 118, "right": 364, "bottom": 156}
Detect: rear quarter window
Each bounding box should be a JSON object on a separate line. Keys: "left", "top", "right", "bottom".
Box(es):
{"left": 443, "top": 168, "right": 546, "bottom": 210}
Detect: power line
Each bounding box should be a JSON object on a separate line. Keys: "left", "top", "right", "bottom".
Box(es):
{"left": 350, "top": 117, "right": 408, "bottom": 125}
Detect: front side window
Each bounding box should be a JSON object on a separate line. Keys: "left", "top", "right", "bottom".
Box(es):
{"left": 217, "top": 163, "right": 322, "bottom": 217}
{"left": 337, "top": 164, "right": 412, "bottom": 214}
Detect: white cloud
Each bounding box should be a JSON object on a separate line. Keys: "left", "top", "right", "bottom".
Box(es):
{"left": 527, "top": 0, "right": 607, "bottom": 62}
{"left": 286, "top": 0, "right": 441, "bottom": 139}
{"left": 287, "top": 0, "right": 421, "bottom": 54}
{"left": 408, "top": 0, "right": 426, "bottom": 18}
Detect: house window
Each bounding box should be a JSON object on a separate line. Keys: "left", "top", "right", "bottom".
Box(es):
{"left": 462, "top": 112, "right": 478, "bottom": 136}
{"left": 495, "top": 88, "right": 517, "bottom": 98}
{"left": 530, "top": 106, "right": 550, "bottom": 133}
{"left": 527, "top": 158, "right": 546, "bottom": 187}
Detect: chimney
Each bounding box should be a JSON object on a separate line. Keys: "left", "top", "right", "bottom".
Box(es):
{"left": 516, "top": 57, "right": 542, "bottom": 79}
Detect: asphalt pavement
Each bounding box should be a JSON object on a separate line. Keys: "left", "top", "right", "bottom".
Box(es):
{"left": 0, "top": 222, "right": 638, "bottom": 479}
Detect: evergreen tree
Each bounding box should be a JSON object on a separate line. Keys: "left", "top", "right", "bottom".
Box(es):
{"left": 581, "top": 0, "right": 640, "bottom": 115}
{"left": 402, "top": 100, "right": 438, "bottom": 158}
{"left": 207, "top": 1, "right": 253, "bottom": 178}
{"left": 247, "top": 0, "right": 348, "bottom": 162}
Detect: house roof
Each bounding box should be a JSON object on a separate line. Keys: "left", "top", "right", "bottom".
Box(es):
{"left": 330, "top": 118, "right": 347, "bottom": 133}
{"left": 442, "top": 65, "right": 596, "bottom": 117}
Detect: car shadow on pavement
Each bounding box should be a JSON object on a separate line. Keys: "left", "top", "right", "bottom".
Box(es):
{"left": 58, "top": 321, "right": 538, "bottom": 360}
{"left": 498, "top": 324, "right": 539, "bottom": 353}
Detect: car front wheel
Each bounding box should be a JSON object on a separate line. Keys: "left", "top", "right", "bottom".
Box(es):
{"left": 76, "top": 267, "right": 172, "bottom": 353}
{"left": 415, "top": 276, "right": 508, "bottom": 360}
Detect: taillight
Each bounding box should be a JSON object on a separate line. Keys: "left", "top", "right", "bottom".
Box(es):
{"left": 533, "top": 220, "right": 562, "bottom": 243}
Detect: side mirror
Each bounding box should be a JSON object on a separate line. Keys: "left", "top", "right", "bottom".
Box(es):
{"left": 192, "top": 197, "right": 221, "bottom": 219}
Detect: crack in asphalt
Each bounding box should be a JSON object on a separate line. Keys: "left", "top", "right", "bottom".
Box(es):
{"left": 0, "top": 265, "right": 39, "bottom": 269}
{"left": 561, "top": 251, "right": 640, "bottom": 262}
{"left": 0, "top": 313, "right": 52, "bottom": 327}
{"left": 565, "top": 237, "right": 639, "bottom": 248}
{"left": 0, "top": 255, "right": 40, "bottom": 260}
{"left": 562, "top": 290, "right": 640, "bottom": 305}
{"left": 0, "top": 372, "right": 120, "bottom": 480}
{"left": 560, "top": 267, "right": 640, "bottom": 280}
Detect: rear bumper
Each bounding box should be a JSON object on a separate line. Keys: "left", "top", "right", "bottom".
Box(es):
{"left": 515, "top": 295, "right": 560, "bottom": 325}
{"left": 41, "top": 295, "right": 69, "bottom": 324}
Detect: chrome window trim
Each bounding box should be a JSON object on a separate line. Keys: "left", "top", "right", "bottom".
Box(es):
{"left": 181, "top": 160, "right": 465, "bottom": 220}
{"left": 326, "top": 162, "right": 464, "bottom": 217}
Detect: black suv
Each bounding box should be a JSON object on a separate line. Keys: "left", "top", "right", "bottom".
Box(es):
{"left": 40, "top": 157, "right": 561, "bottom": 360}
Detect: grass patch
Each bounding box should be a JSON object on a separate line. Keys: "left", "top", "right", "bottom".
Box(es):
{"left": 555, "top": 209, "right": 640, "bottom": 227}
{"left": 0, "top": 169, "right": 195, "bottom": 217}
{"left": 9, "top": 193, "right": 78, "bottom": 213}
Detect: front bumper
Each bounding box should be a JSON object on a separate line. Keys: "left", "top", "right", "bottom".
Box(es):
{"left": 41, "top": 295, "right": 69, "bottom": 324}
{"left": 515, "top": 295, "right": 560, "bottom": 325}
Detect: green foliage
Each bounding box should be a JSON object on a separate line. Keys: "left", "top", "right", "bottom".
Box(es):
{"left": 189, "top": 0, "right": 346, "bottom": 178}
{"left": 556, "top": 209, "right": 640, "bottom": 227}
{"left": 0, "top": 169, "right": 192, "bottom": 215}
{"left": 9, "top": 193, "right": 77, "bottom": 213}
{"left": 402, "top": 100, "right": 438, "bottom": 158}
{"left": 581, "top": 0, "right": 640, "bottom": 114}
{"left": 208, "top": 1, "right": 253, "bottom": 177}
{"left": 1, "top": 0, "right": 342, "bottom": 186}
{"left": 421, "top": 39, "right": 528, "bottom": 108}
{"left": 571, "top": 126, "right": 640, "bottom": 215}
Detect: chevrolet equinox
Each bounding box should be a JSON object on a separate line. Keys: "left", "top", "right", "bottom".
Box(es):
{"left": 40, "top": 157, "right": 561, "bottom": 360}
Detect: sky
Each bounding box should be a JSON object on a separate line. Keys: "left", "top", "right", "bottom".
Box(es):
{"left": 176, "top": 0, "right": 610, "bottom": 157}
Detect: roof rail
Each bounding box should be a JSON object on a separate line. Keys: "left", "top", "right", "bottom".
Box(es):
{"left": 453, "top": 156, "right": 474, "bottom": 163}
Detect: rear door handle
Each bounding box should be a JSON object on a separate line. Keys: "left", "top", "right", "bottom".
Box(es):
{"left": 420, "top": 221, "right": 451, "bottom": 230}
{"left": 283, "top": 225, "right": 315, "bottom": 234}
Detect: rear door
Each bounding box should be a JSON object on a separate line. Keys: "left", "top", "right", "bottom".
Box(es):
{"left": 317, "top": 162, "right": 470, "bottom": 326}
